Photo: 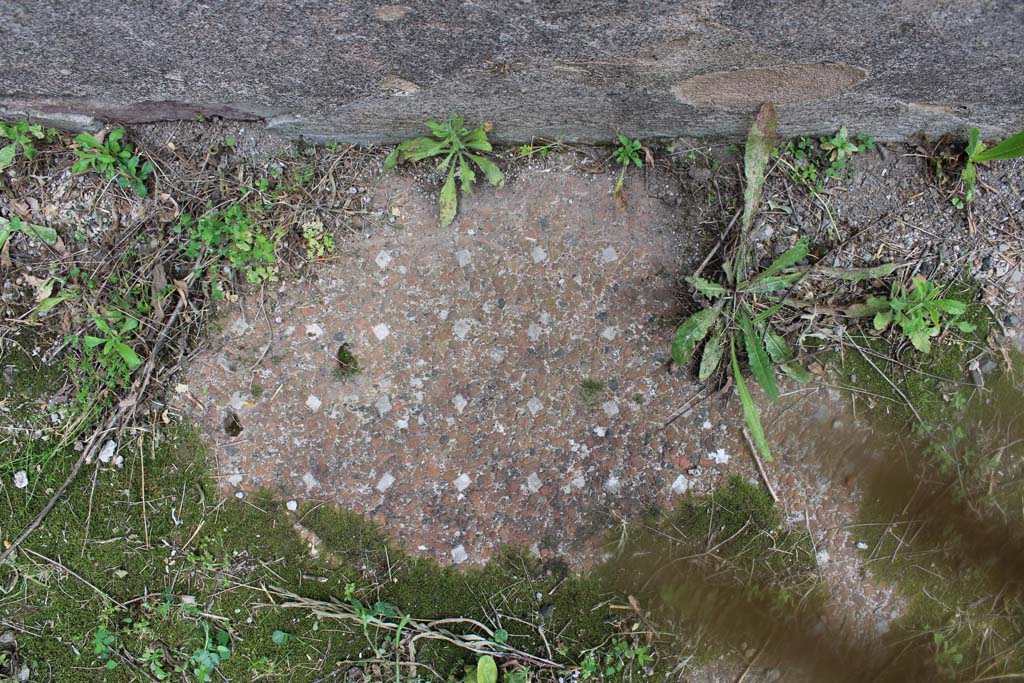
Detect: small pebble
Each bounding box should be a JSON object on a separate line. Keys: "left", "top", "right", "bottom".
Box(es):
{"left": 286, "top": 500, "right": 298, "bottom": 511}
{"left": 376, "top": 472, "right": 396, "bottom": 492}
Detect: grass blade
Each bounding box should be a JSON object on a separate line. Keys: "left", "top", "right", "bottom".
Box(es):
{"left": 731, "top": 341, "right": 772, "bottom": 462}
{"left": 804, "top": 263, "right": 898, "bottom": 281}
{"left": 671, "top": 307, "right": 720, "bottom": 366}
{"left": 740, "top": 310, "right": 777, "bottom": 401}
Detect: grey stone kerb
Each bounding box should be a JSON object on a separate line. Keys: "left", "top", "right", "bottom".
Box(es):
{"left": 2, "top": 1, "right": 1022, "bottom": 144}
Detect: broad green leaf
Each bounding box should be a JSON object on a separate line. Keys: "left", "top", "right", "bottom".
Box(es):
{"left": 477, "top": 656, "right": 498, "bottom": 683}
{"left": 671, "top": 307, "right": 719, "bottom": 366}
{"left": 873, "top": 310, "right": 893, "bottom": 330}
{"left": 780, "top": 363, "right": 813, "bottom": 383}
{"left": 0, "top": 143, "right": 16, "bottom": 170}
{"left": 75, "top": 132, "right": 101, "bottom": 149}
{"left": 957, "top": 321, "right": 978, "bottom": 332}
{"left": 425, "top": 119, "right": 448, "bottom": 138}
{"left": 809, "top": 263, "right": 898, "bottom": 281}
{"left": 761, "top": 328, "right": 794, "bottom": 364}
{"left": 909, "top": 329, "right": 931, "bottom": 353}
{"left": 115, "top": 342, "right": 142, "bottom": 369}
{"left": 973, "top": 129, "right": 1024, "bottom": 162}
{"left": 755, "top": 238, "right": 808, "bottom": 281}
{"left": 84, "top": 335, "right": 106, "bottom": 348}
{"left": 463, "top": 126, "right": 493, "bottom": 152}
{"left": 18, "top": 221, "right": 58, "bottom": 245}
{"left": 966, "top": 127, "right": 983, "bottom": 159}
{"left": 698, "top": 332, "right": 724, "bottom": 381}
{"left": 738, "top": 102, "right": 777, "bottom": 280}
{"left": 396, "top": 136, "right": 449, "bottom": 162}
{"left": 962, "top": 160, "right": 977, "bottom": 202}
{"left": 459, "top": 155, "right": 476, "bottom": 194}
{"left": 271, "top": 630, "right": 290, "bottom": 644}
{"left": 71, "top": 159, "right": 91, "bottom": 174}
{"left": 493, "top": 628, "right": 509, "bottom": 644}
{"left": 37, "top": 295, "right": 70, "bottom": 313}
{"left": 934, "top": 299, "right": 966, "bottom": 315}
{"left": 687, "top": 275, "right": 727, "bottom": 299}
{"left": 740, "top": 311, "right": 777, "bottom": 401}
{"left": 383, "top": 148, "right": 400, "bottom": 170}
{"left": 467, "top": 153, "right": 504, "bottom": 187}
{"left": 438, "top": 168, "right": 458, "bottom": 227}
{"left": 731, "top": 342, "right": 772, "bottom": 462}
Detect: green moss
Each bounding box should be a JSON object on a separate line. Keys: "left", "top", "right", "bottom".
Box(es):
{"left": 606, "top": 476, "right": 823, "bottom": 671}
{"left": 2, "top": 425, "right": 619, "bottom": 682}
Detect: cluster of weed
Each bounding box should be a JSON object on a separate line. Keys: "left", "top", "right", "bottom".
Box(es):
{"left": 178, "top": 202, "right": 282, "bottom": 292}
{"left": 72, "top": 129, "right": 153, "bottom": 197}
{"left": 0, "top": 119, "right": 51, "bottom": 171}
{"left": 779, "top": 127, "right": 874, "bottom": 193}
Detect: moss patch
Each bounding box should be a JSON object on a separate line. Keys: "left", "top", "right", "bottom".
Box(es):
{"left": 1, "top": 426, "right": 620, "bottom": 682}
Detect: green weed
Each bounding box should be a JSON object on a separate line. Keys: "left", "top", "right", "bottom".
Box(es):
{"left": 611, "top": 134, "right": 644, "bottom": 206}
{"left": 675, "top": 106, "right": 895, "bottom": 462}
{"left": 780, "top": 127, "right": 873, "bottom": 193}
{"left": 0, "top": 119, "right": 45, "bottom": 171}
{"left": 959, "top": 126, "right": 1024, "bottom": 205}
{"left": 0, "top": 215, "right": 58, "bottom": 250}
{"left": 83, "top": 307, "right": 143, "bottom": 381}
{"left": 72, "top": 129, "right": 153, "bottom": 198}
{"left": 865, "top": 276, "right": 976, "bottom": 353}
{"left": 179, "top": 203, "right": 281, "bottom": 290}
{"left": 385, "top": 115, "right": 504, "bottom": 227}
{"left": 301, "top": 219, "right": 334, "bottom": 259}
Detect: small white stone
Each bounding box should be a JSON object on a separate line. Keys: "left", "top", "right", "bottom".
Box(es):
{"left": 305, "top": 323, "right": 324, "bottom": 339}
{"left": 396, "top": 417, "right": 409, "bottom": 430}
{"left": 856, "top": 541, "right": 869, "bottom": 550}
{"left": 604, "top": 476, "right": 621, "bottom": 494}
{"left": 305, "top": 395, "right": 323, "bottom": 412}
{"left": 372, "top": 323, "right": 391, "bottom": 340}
{"left": 526, "top": 472, "right": 543, "bottom": 493}
{"left": 451, "top": 544, "right": 468, "bottom": 564}
{"left": 602, "top": 400, "right": 619, "bottom": 417}
{"left": 13, "top": 470, "right": 28, "bottom": 489}
{"left": 701, "top": 420, "right": 713, "bottom": 430}
{"left": 302, "top": 472, "right": 320, "bottom": 491}
{"left": 98, "top": 440, "right": 117, "bottom": 463}
{"left": 601, "top": 246, "right": 618, "bottom": 263}
{"left": 593, "top": 425, "right": 606, "bottom": 437}
{"left": 375, "top": 395, "right": 393, "bottom": 416}
{"left": 376, "top": 472, "right": 396, "bottom": 492}
{"left": 816, "top": 550, "right": 831, "bottom": 565}
{"left": 670, "top": 475, "right": 692, "bottom": 494}
{"left": 527, "top": 322, "right": 542, "bottom": 341}
{"left": 453, "top": 394, "right": 468, "bottom": 414}
{"left": 375, "top": 250, "right": 392, "bottom": 269}
{"left": 453, "top": 319, "right": 472, "bottom": 339}
{"left": 453, "top": 473, "right": 472, "bottom": 492}
{"left": 456, "top": 249, "right": 472, "bottom": 267}
{"left": 226, "top": 474, "right": 243, "bottom": 486}
{"left": 490, "top": 348, "right": 507, "bottom": 363}
{"left": 286, "top": 500, "right": 298, "bottom": 511}
{"left": 228, "top": 318, "right": 250, "bottom": 336}
{"left": 601, "top": 326, "right": 618, "bottom": 341}
{"left": 531, "top": 245, "right": 547, "bottom": 263}
{"left": 229, "top": 391, "right": 245, "bottom": 412}
{"left": 709, "top": 448, "right": 729, "bottom": 464}
{"left": 235, "top": 491, "right": 245, "bottom": 499}
{"left": 527, "top": 397, "right": 544, "bottom": 416}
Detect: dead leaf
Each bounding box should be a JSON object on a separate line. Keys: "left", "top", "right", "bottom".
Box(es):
{"left": 614, "top": 186, "right": 628, "bottom": 212}
{"left": 155, "top": 193, "right": 180, "bottom": 224}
